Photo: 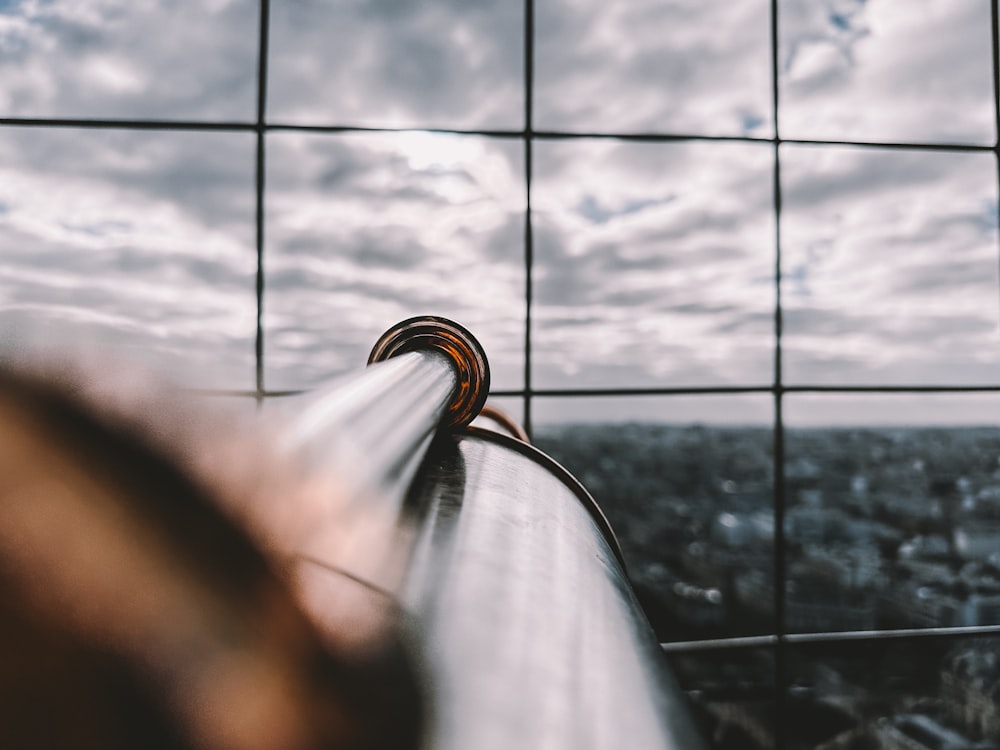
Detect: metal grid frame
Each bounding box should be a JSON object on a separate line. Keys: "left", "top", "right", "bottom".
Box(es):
{"left": 3, "top": 1, "right": 1000, "bottom": 746}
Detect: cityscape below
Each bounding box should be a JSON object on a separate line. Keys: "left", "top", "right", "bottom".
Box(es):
{"left": 536, "top": 423, "right": 1000, "bottom": 750}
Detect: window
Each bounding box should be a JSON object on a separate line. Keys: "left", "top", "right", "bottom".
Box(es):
{"left": 3, "top": 1, "right": 1000, "bottom": 747}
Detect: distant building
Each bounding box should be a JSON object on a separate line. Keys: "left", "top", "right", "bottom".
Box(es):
{"left": 734, "top": 565, "right": 877, "bottom": 632}
{"left": 899, "top": 534, "right": 952, "bottom": 561}
{"left": 850, "top": 473, "right": 869, "bottom": 498}
{"left": 954, "top": 523, "right": 1000, "bottom": 562}
{"left": 879, "top": 581, "right": 960, "bottom": 628}
{"left": 942, "top": 646, "right": 1000, "bottom": 742}
{"left": 873, "top": 713, "right": 995, "bottom": 750}
{"left": 957, "top": 594, "right": 1000, "bottom": 628}
{"left": 786, "top": 506, "right": 848, "bottom": 545}
{"left": 785, "top": 594, "right": 876, "bottom": 633}
{"left": 667, "top": 579, "right": 727, "bottom": 628}
{"left": 711, "top": 510, "right": 773, "bottom": 548}
{"left": 733, "top": 568, "right": 771, "bottom": 619}
{"left": 800, "top": 542, "right": 884, "bottom": 590}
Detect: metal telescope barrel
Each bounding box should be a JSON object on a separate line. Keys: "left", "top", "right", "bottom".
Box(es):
{"left": 262, "top": 315, "right": 492, "bottom": 653}
{"left": 0, "top": 315, "right": 705, "bottom": 750}
{"left": 402, "top": 428, "right": 706, "bottom": 750}
{"left": 265, "top": 315, "right": 705, "bottom": 750}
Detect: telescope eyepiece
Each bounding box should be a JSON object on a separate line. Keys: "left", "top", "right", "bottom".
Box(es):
{"left": 368, "top": 316, "right": 490, "bottom": 429}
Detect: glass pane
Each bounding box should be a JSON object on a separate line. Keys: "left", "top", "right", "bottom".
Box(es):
{"left": 0, "top": 127, "right": 257, "bottom": 389}
{"left": 779, "top": 0, "right": 994, "bottom": 144}
{"left": 534, "top": 394, "right": 775, "bottom": 640}
{"left": 787, "top": 637, "right": 1000, "bottom": 748}
{"left": 785, "top": 394, "right": 1000, "bottom": 635}
{"left": 667, "top": 647, "right": 776, "bottom": 750}
{"left": 532, "top": 139, "right": 775, "bottom": 390}
{"left": 268, "top": 0, "right": 523, "bottom": 130}
{"left": 0, "top": 0, "right": 259, "bottom": 120}
{"left": 782, "top": 145, "right": 999, "bottom": 386}
{"left": 535, "top": 0, "right": 772, "bottom": 137}
{"left": 264, "top": 131, "right": 525, "bottom": 391}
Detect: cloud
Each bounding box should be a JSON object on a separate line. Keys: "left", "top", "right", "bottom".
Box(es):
{"left": 531, "top": 138, "right": 776, "bottom": 388}
{"left": 263, "top": 131, "right": 527, "bottom": 390}
{"left": 534, "top": 0, "right": 773, "bottom": 136}
{"left": 779, "top": 0, "right": 994, "bottom": 143}
{"left": 1, "top": 0, "right": 996, "bottom": 430}
{"left": 0, "top": 127, "right": 257, "bottom": 387}
{"left": 267, "top": 0, "right": 523, "bottom": 129}
{"left": 0, "top": 0, "right": 258, "bottom": 119}
{"left": 782, "top": 144, "right": 1000, "bottom": 386}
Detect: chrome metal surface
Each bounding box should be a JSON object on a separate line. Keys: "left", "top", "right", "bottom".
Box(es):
{"left": 271, "top": 350, "right": 457, "bottom": 509}
{"left": 256, "top": 316, "right": 489, "bottom": 651}
{"left": 402, "top": 429, "right": 706, "bottom": 750}
{"left": 242, "top": 315, "right": 700, "bottom": 747}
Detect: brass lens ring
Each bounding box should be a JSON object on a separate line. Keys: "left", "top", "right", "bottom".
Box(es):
{"left": 368, "top": 316, "right": 491, "bottom": 428}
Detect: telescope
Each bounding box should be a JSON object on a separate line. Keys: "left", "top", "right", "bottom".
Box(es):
{"left": 0, "top": 316, "right": 705, "bottom": 750}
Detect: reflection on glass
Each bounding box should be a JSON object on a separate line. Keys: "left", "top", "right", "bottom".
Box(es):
{"left": 532, "top": 139, "right": 774, "bottom": 390}
{"left": 786, "top": 638, "right": 1000, "bottom": 749}
{"left": 779, "top": 0, "right": 994, "bottom": 144}
{"left": 0, "top": 127, "right": 257, "bottom": 388}
{"left": 533, "top": 394, "right": 775, "bottom": 641}
{"left": 785, "top": 394, "right": 1000, "bottom": 636}
{"left": 0, "top": 0, "right": 259, "bottom": 120}
{"left": 782, "top": 145, "right": 999, "bottom": 386}
{"left": 264, "top": 131, "right": 525, "bottom": 392}
{"left": 268, "top": 0, "right": 523, "bottom": 129}
{"left": 667, "top": 648, "right": 775, "bottom": 750}
{"left": 535, "top": 0, "right": 772, "bottom": 136}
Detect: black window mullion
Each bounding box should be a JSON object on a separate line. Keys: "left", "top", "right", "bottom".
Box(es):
{"left": 992, "top": 0, "right": 1000, "bottom": 338}
{"left": 254, "top": 0, "right": 271, "bottom": 399}
{"left": 770, "top": 1, "right": 788, "bottom": 748}
{"left": 523, "top": 0, "right": 535, "bottom": 439}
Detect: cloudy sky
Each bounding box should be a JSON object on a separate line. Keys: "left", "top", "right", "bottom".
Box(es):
{"left": 0, "top": 0, "right": 998, "bottom": 426}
